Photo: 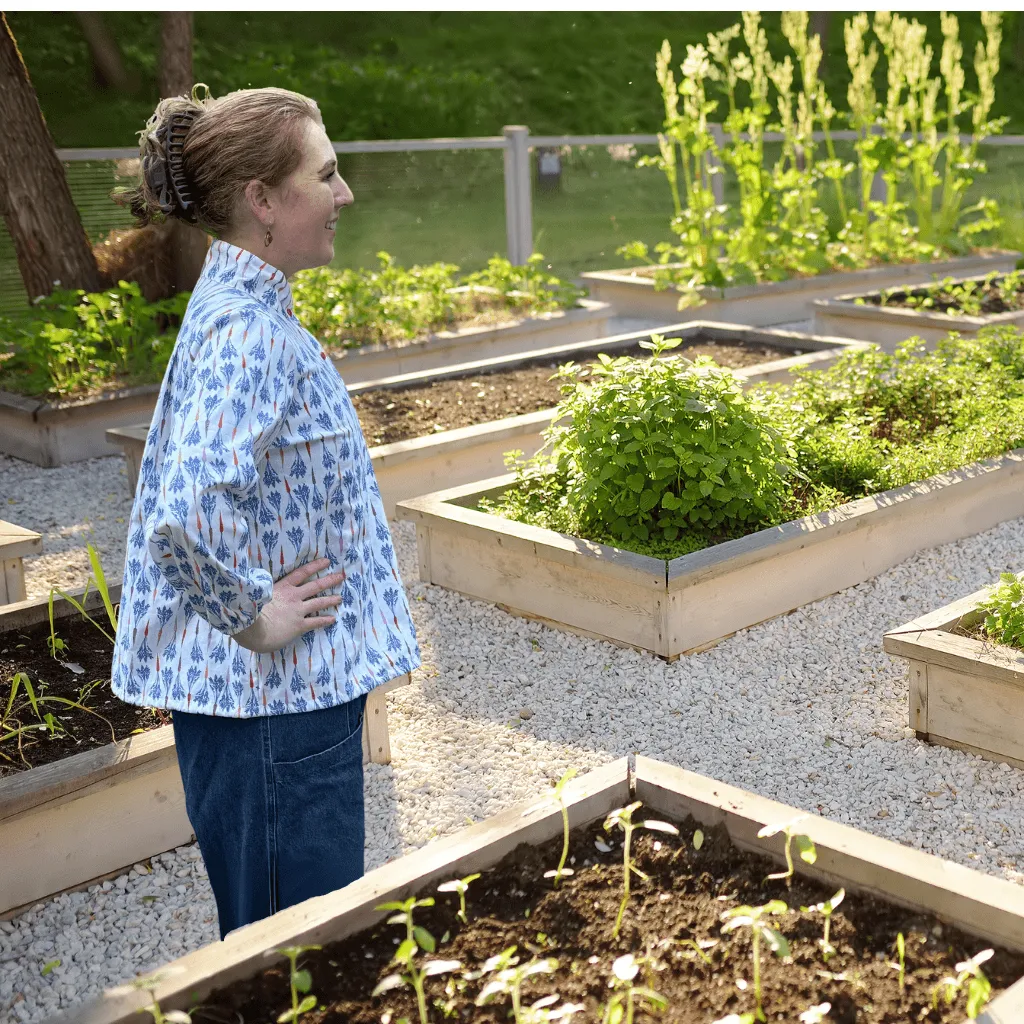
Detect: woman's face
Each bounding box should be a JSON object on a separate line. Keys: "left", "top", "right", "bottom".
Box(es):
{"left": 267, "top": 119, "right": 353, "bottom": 277}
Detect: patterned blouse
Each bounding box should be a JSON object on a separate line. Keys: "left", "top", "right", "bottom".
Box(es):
{"left": 112, "top": 240, "right": 420, "bottom": 717}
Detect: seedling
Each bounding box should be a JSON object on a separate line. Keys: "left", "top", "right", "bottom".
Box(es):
{"left": 106, "top": 970, "right": 191, "bottom": 1024}
{"left": 800, "top": 889, "right": 844, "bottom": 961}
{"left": 437, "top": 873, "right": 480, "bottom": 925}
{"left": 545, "top": 768, "right": 578, "bottom": 887}
{"left": 756, "top": 816, "right": 817, "bottom": 887}
{"left": 798, "top": 1003, "right": 831, "bottom": 1023}
{"left": 931, "top": 948, "right": 994, "bottom": 1019}
{"left": 720, "top": 900, "right": 791, "bottom": 1023}
{"left": 50, "top": 542, "right": 119, "bottom": 645}
{"left": 601, "top": 953, "right": 669, "bottom": 1024}
{"left": 275, "top": 945, "right": 321, "bottom": 1024}
{"left": 892, "top": 933, "right": 906, "bottom": 990}
{"left": 603, "top": 802, "right": 679, "bottom": 939}
{"left": 373, "top": 897, "right": 461, "bottom": 1024}
{"left": 475, "top": 952, "right": 565, "bottom": 1024}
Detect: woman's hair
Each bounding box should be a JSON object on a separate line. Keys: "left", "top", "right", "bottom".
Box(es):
{"left": 114, "top": 85, "right": 323, "bottom": 235}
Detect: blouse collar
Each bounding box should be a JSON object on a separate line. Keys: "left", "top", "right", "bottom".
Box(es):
{"left": 202, "top": 239, "right": 296, "bottom": 319}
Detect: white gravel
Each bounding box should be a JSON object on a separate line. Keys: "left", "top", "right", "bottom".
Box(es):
{"left": 3, "top": 450, "right": 1024, "bottom": 1022}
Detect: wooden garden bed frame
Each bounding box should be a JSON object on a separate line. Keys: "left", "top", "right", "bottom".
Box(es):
{"left": 884, "top": 584, "right": 1024, "bottom": 770}
{"left": 0, "top": 586, "right": 408, "bottom": 915}
{"left": 108, "top": 321, "right": 870, "bottom": 515}
{"left": 397, "top": 449, "right": 1024, "bottom": 659}
{"left": 580, "top": 250, "right": 1019, "bottom": 326}
{"left": 0, "top": 519, "right": 42, "bottom": 605}
{"left": 47, "top": 756, "right": 1024, "bottom": 1024}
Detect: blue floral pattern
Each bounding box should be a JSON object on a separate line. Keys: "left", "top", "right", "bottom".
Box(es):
{"left": 112, "top": 240, "right": 420, "bottom": 717}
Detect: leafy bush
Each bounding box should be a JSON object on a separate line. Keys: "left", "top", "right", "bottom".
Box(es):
{"left": 486, "top": 325, "right": 1024, "bottom": 560}
{"left": 0, "top": 281, "right": 187, "bottom": 397}
{"left": 291, "top": 252, "right": 582, "bottom": 350}
{"left": 977, "top": 573, "right": 1024, "bottom": 649}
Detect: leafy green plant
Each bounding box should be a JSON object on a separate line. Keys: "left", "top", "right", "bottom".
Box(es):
{"left": 601, "top": 953, "right": 668, "bottom": 1024}
{"left": 977, "top": 572, "right": 1024, "bottom": 648}
{"left": 544, "top": 768, "right": 578, "bottom": 887}
{"left": 800, "top": 888, "right": 844, "bottom": 961}
{"left": 720, "top": 900, "right": 791, "bottom": 1023}
{"left": 474, "top": 950, "right": 580, "bottom": 1024}
{"left": 106, "top": 970, "right": 192, "bottom": 1024}
{"left": 275, "top": 945, "right": 322, "bottom": 1024}
{"left": 757, "top": 815, "right": 818, "bottom": 887}
{"left": 373, "top": 896, "right": 461, "bottom": 1024}
{"left": 931, "top": 948, "right": 994, "bottom": 1019}
{"left": 437, "top": 872, "right": 480, "bottom": 925}
{"left": 603, "top": 801, "right": 679, "bottom": 939}
{"left": 50, "top": 541, "right": 119, "bottom": 647}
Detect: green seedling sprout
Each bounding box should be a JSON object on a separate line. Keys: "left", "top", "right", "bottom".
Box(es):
{"left": 720, "top": 900, "right": 791, "bottom": 1023}
{"left": 437, "top": 873, "right": 480, "bottom": 925}
{"left": 106, "top": 969, "right": 191, "bottom": 1024}
{"left": 373, "top": 897, "right": 461, "bottom": 1024}
{"left": 601, "top": 954, "right": 668, "bottom": 1024}
{"left": 756, "top": 815, "right": 817, "bottom": 887}
{"left": 892, "top": 933, "right": 906, "bottom": 991}
{"left": 49, "top": 542, "right": 119, "bottom": 646}
{"left": 545, "top": 768, "right": 578, "bottom": 887}
{"left": 475, "top": 952, "right": 577, "bottom": 1024}
{"left": 931, "top": 948, "right": 994, "bottom": 1020}
{"left": 603, "top": 802, "right": 679, "bottom": 939}
{"left": 800, "top": 889, "right": 844, "bottom": 961}
{"left": 274, "top": 945, "right": 321, "bottom": 1024}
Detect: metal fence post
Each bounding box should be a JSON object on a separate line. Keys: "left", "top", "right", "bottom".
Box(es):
{"left": 503, "top": 125, "right": 533, "bottom": 265}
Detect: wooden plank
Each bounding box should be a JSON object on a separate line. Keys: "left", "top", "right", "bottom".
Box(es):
{"left": 0, "top": 557, "right": 23, "bottom": 604}
{"left": 632, "top": 756, "right": 1024, "bottom": 953}
{"left": 884, "top": 585, "right": 996, "bottom": 637}
{"left": 0, "top": 519, "right": 43, "bottom": 561}
{"left": 924, "top": 733, "right": 1024, "bottom": 774}
{"left": 926, "top": 662, "right": 1024, "bottom": 767}
{"left": 49, "top": 759, "right": 631, "bottom": 1024}
{"left": 908, "top": 660, "right": 929, "bottom": 735}
{"left": 887, "top": 630, "right": 1024, "bottom": 690}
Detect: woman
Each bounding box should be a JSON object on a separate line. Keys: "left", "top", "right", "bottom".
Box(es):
{"left": 111, "top": 86, "right": 420, "bottom": 938}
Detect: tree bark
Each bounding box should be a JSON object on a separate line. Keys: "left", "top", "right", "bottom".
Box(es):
{"left": 159, "top": 12, "right": 208, "bottom": 294}
{"left": 74, "top": 12, "right": 134, "bottom": 92}
{"left": 0, "top": 14, "right": 101, "bottom": 300}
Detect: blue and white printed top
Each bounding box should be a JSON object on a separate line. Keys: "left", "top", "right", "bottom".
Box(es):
{"left": 112, "top": 240, "right": 420, "bottom": 717}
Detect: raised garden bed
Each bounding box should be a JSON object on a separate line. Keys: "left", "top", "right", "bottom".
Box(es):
{"left": 581, "top": 251, "right": 1020, "bottom": 327}
{"left": 109, "top": 322, "right": 869, "bottom": 515}
{"left": 0, "top": 519, "right": 41, "bottom": 605}
{"left": 0, "top": 586, "right": 409, "bottom": 915}
{"left": 814, "top": 271, "right": 1024, "bottom": 350}
{"left": 397, "top": 447, "right": 1024, "bottom": 660}
{"left": 883, "top": 584, "right": 1024, "bottom": 771}
{"left": 50, "top": 756, "right": 1024, "bottom": 1024}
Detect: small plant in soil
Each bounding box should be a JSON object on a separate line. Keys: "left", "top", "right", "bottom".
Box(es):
{"left": 107, "top": 970, "right": 192, "bottom": 1024}
{"left": 720, "top": 899, "right": 791, "bottom": 1022}
{"left": 274, "top": 945, "right": 322, "bottom": 1024}
{"left": 373, "top": 897, "right": 462, "bottom": 1024}
{"left": 603, "top": 801, "right": 680, "bottom": 939}
{"left": 800, "top": 888, "right": 844, "bottom": 961}
{"left": 436, "top": 872, "right": 480, "bottom": 925}
{"left": 475, "top": 950, "right": 580, "bottom": 1023}
{"left": 893, "top": 932, "right": 907, "bottom": 990}
{"left": 975, "top": 572, "right": 1024, "bottom": 649}
{"left": 601, "top": 953, "right": 668, "bottom": 1024}
{"left": 545, "top": 767, "right": 578, "bottom": 887}
{"left": 932, "top": 948, "right": 994, "bottom": 1020}
{"left": 756, "top": 815, "right": 818, "bottom": 886}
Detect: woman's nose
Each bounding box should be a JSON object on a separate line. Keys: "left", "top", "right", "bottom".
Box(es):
{"left": 335, "top": 177, "right": 354, "bottom": 209}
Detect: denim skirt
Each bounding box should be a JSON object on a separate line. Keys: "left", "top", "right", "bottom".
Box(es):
{"left": 172, "top": 692, "right": 367, "bottom": 938}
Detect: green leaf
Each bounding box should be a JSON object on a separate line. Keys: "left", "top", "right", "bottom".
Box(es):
{"left": 292, "top": 969, "right": 312, "bottom": 994}
{"left": 393, "top": 938, "right": 417, "bottom": 964}
{"left": 795, "top": 834, "right": 817, "bottom": 865}
{"left": 40, "top": 959, "right": 61, "bottom": 976}
{"left": 413, "top": 926, "right": 436, "bottom": 953}
{"left": 625, "top": 472, "right": 645, "bottom": 492}
{"left": 371, "top": 973, "right": 406, "bottom": 997}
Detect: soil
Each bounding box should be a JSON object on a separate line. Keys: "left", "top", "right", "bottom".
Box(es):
{"left": 350, "top": 337, "right": 795, "bottom": 447}
{"left": 0, "top": 616, "right": 164, "bottom": 779}
{"left": 864, "top": 277, "right": 1024, "bottom": 317}
{"left": 192, "top": 813, "right": 1024, "bottom": 1024}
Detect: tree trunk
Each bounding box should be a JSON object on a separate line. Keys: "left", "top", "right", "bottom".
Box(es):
{"left": 74, "top": 12, "right": 134, "bottom": 92}
{"left": 159, "top": 12, "right": 208, "bottom": 294}
{"left": 0, "top": 14, "right": 101, "bottom": 301}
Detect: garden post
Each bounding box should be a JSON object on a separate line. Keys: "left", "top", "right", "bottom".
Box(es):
{"left": 503, "top": 125, "right": 533, "bottom": 266}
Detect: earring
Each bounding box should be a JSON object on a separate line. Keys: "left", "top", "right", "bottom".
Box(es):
{"left": 264, "top": 228, "right": 273, "bottom": 247}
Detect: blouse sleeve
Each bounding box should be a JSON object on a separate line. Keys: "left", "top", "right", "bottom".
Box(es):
{"left": 146, "top": 306, "right": 297, "bottom": 635}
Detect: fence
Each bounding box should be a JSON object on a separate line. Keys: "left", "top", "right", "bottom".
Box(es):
{"left": 3, "top": 125, "right": 1024, "bottom": 316}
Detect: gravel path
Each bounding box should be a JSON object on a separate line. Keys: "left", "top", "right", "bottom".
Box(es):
{"left": 3, "top": 451, "right": 1024, "bottom": 1021}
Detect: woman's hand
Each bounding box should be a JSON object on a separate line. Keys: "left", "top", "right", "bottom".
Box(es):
{"left": 232, "top": 558, "right": 343, "bottom": 654}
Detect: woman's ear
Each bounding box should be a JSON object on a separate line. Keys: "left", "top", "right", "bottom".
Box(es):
{"left": 243, "top": 179, "right": 274, "bottom": 228}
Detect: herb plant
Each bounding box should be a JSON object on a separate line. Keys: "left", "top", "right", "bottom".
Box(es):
{"left": 720, "top": 900, "right": 791, "bottom": 1023}
{"left": 603, "top": 801, "right": 679, "bottom": 939}
{"left": 975, "top": 573, "right": 1024, "bottom": 649}
{"left": 275, "top": 945, "right": 322, "bottom": 1024}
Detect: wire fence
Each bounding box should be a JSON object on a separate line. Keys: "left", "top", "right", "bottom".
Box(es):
{"left": 3, "top": 126, "right": 1024, "bottom": 317}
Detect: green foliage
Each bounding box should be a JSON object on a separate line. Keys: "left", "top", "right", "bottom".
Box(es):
{"left": 0, "top": 281, "right": 186, "bottom": 397}
{"left": 275, "top": 945, "right": 322, "bottom": 1024}
{"left": 720, "top": 900, "right": 791, "bottom": 1023}
{"left": 868, "top": 270, "right": 1024, "bottom": 317}
{"left": 291, "top": 252, "right": 581, "bottom": 350}
{"left": 977, "top": 572, "right": 1024, "bottom": 649}
{"left": 931, "top": 948, "right": 994, "bottom": 1019}
{"left": 624, "top": 12, "right": 1005, "bottom": 300}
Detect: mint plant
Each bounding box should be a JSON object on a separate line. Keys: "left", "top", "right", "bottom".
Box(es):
{"left": 720, "top": 900, "right": 791, "bottom": 1023}
{"left": 274, "top": 945, "right": 322, "bottom": 1024}
{"left": 603, "top": 801, "right": 679, "bottom": 939}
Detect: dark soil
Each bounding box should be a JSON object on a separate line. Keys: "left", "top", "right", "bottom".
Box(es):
{"left": 192, "top": 813, "right": 1023, "bottom": 1024}
{"left": 864, "top": 277, "right": 1024, "bottom": 317}
{"left": 0, "top": 615, "right": 164, "bottom": 778}
{"left": 351, "top": 338, "right": 795, "bottom": 446}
